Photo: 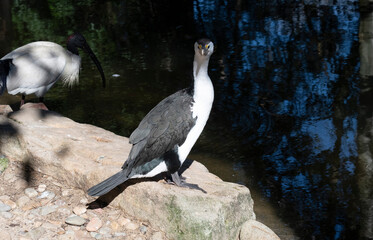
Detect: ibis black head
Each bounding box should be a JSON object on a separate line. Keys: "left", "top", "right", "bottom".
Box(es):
{"left": 194, "top": 38, "right": 214, "bottom": 57}
{"left": 67, "top": 32, "right": 106, "bottom": 88}
{"left": 0, "top": 59, "right": 12, "bottom": 95}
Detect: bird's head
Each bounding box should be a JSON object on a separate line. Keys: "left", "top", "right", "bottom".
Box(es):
{"left": 67, "top": 32, "right": 106, "bottom": 88}
{"left": 194, "top": 39, "right": 214, "bottom": 57}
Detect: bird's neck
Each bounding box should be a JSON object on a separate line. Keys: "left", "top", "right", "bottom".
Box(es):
{"left": 192, "top": 55, "right": 214, "bottom": 104}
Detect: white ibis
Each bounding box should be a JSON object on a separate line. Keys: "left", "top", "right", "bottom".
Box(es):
{"left": 88, "top": 39, "right": 214, "bottom": 196}
{"left": 0, "top": 33, "right": 106, "bottom": 107}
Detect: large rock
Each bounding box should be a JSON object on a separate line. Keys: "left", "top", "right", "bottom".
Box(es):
{"left": 0, "top": 105, "right": 277, "bottom": 240}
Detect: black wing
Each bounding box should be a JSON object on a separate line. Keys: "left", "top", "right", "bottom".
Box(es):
{"left": 122, "top": 88, "right": 196, "bottom": 176}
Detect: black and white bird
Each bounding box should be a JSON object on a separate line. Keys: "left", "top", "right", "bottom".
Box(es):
{"left": 88, "top": 39, "right": 215, "bottom": 196}
{"left": 0, "top": 33, "right": 105, "bottom": 107}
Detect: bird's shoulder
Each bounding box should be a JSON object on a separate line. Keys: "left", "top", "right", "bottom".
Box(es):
{"left": 129, "top": 88, "right": 195, "bottom": 145}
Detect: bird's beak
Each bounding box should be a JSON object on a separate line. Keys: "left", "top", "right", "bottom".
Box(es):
{"left": 82, "top": 43, "right": 106, "bottom": 88}
{"left": 201, "top": 49, "right": 208, "bottom": 56}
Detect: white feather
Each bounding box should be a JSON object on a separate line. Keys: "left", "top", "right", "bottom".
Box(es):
{"left": 1, "top": 41, "right": 81, "bottom": 97}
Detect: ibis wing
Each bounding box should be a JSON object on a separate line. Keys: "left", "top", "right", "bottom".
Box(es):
{"left": 123, "top": 89, "right": 196, "bottom": 173}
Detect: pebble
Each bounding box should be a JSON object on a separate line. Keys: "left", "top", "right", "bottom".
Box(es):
{"left": 37, "top": 184, "right": 46, "bottom": 192}
{"left": 40, "top": 205, "right": 57, "bottom": 216}
{"left": 140, "top": 225, "right": 148, "bottom": 234}
{"left": 0, "top": 229, "right": 11, "bottom": 240}
{"left": 25, "top": 188, "right": 38, "bottom": 198}
{"left": 86, "top": 217, "right": 102, "bottom": 232}
{"left": 118, "top": 216, "right": 131, "bottom": 226}
{"left": 80, "top": 198, "right": 88, "bottom": 205}
{"left": 125, "top": 222, "right": 139, "bottom": 230}
{"left": 2, "top": 199, "right": 16, "bottom": 209}
{"left": 16, "top": 196, "right": 30, "bottom": 208}
{"left": 98, "top": 226, "right": 111, "bottom": 235}
{"left": 65, "top": 215, "right": 86, "bottom": 226}
{"left": 1, "top": 212, "right": 13, "bottom": 219}
{"left": 72, "top": 206, "right": 86, "bottom": 215}
{"left": 114, "top": 232, "right": 127, "bottom": 237}
{"left": 0, "top": 202, "right": 11, "bottom": 212}
{"left": 151, "top": 232, "right": 164, "bottom": 240}
{"left": 61, "top": 190, "right": 70, "bottom": 197}
{"left": 38, "top": 191, "right": 55, "bottom": 200}
{"left": 110, "top": 221, "right": 120, "bottom": 231}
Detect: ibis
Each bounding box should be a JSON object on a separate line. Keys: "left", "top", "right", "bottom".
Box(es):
{"left": 0, "top": 33, "right": 106, "bottom": 108}
{"left": 88, "top": 39, "right": 215, "bottom": 196}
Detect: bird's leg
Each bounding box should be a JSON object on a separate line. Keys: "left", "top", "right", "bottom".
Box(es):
{"left": 168, "top": 172, "right": 207, "bottom": 193}
{"left": 20, "top": 94, "right": 25, "bottom": 107}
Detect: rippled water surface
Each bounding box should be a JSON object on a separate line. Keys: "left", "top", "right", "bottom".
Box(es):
{"left": 1, "top": 0, "right": 373, "bottom": 239}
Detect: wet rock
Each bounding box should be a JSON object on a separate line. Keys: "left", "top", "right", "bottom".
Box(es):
{"left": 65, "top": 215, "right": 86, "bottom": 226}
{"left": 86, "top": 217, "right": 102, "bottom": 232}
{"left": 25, "top": 188, "right": 38, "bottom": 198}
{"left": 72, "top": 205, "right": 86, "bottom": 215}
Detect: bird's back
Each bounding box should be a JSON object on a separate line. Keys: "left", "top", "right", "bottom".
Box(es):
{"left": 2, "top": 41, "right": 78, "bottom": 97}
{"left": 122, "top": 88, "right": 197, "bottom": 178}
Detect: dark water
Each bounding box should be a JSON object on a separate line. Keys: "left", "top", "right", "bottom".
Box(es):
{"left": 1, "top": 0, "right": 372, "bottom": 239}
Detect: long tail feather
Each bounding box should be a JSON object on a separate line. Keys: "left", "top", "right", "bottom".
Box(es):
{"left": 87, "top": 171, "right": 128, "bottom": 196}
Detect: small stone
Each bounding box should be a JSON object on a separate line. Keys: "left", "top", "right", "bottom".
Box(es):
{"left": 25, "top": 188, "right": 38, "bottom": 198}
{"left": 40, "top": 205, "right": 57, "bottom": 216}
{"left": 37, "top": 184, "right": 46, "bottom": 192}
{"left": 94, "top": 233, "right": 103, "bottom": 239}
{"left": 0, "top": 202, "right": 11, "bottom": 212}
{"left": 140, "top": 225, "right": 148, "bottom": 234}
{"left": 90, "top": 232, "right": 98, "bottom": 238}
{"left": 110, "top": 221, "right": 120, "bottom": 231}
{"left": 16, "top": 196, "right": 30, "bottom": 208}
{"left": 86, "top": 217, "right": 102, "bottom": 232}
{"left": 1, "top": 212, "right": 13, "bottom": 219}
{"left": 65, "top": 215, "right": 86, "bottom": 226}
{"left": 118, "top": 216, "right": 131, "bottom": 226}
{"left": 125, "top": 222, "right": 139, "bottom": 230}
{"left": 114, "top": 232, "right": 127, "bottom": 237}
{"left": 25, "top": 226, "right": 46, "bottom": 240}
{"left": 2, "top": 199, "right": 16, "bottom": 209}
{"left": 73, "top": 206, "right": 86, "bottom": 215}
{"left": 80, "top": 198, "right": 88, "bottom": 205}
{"left": 0, "top": 229, "right": 11, "bottom": 240}
{"left": 99, "top": 226, "right": 111, "bottom": 235}
{"left": 61, "top": 190, "right": 70, "bottom": 197}
{"left": 151, "top": 232, "right": 164, "bottom": 240}
{"left": 38, "top": 191, "right": 55, "bottom": 200}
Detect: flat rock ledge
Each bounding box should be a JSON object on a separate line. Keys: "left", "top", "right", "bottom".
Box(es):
{"left": 0, "top": 104, "right": 279, "bottom": 240}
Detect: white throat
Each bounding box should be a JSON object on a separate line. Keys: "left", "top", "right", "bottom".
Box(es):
{"left": 178, "top": 53, "right": 214, "bottom": 162}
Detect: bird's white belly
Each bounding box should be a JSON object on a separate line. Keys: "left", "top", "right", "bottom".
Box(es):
{"left": 178, "top": 100, "right": 213, "bottom": 163}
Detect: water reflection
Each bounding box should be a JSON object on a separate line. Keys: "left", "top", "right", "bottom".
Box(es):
{"left": 0, "top": 0, "right": 370, "bottom": 239}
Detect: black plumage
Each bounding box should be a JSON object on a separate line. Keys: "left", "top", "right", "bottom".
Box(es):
{"left": 87, "top": 88, "right": 197, "bottom": 196}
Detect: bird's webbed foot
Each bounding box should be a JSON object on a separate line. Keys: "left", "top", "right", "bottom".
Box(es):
{"left": 166, "top": 172, "right": 206, "bottom": 193}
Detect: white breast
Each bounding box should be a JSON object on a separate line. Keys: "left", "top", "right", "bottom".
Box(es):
{"left": 177, "top": 74, "right": 214, "bottom": 162}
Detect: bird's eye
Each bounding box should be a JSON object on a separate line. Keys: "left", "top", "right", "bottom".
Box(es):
{"left": 206, "top": 44, "right": 209, "bottom": 49}
{"left": 198, "top": 45, "right": 202, "bottom": 49}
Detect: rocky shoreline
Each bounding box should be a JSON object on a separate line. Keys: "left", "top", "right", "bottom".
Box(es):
{"left": 0, "top": 104, "right": 280, "bottom": 240}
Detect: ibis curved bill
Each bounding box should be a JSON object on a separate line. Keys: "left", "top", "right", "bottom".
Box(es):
{"left": 0, "top": 33, "right": 106, "bottom": 106}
